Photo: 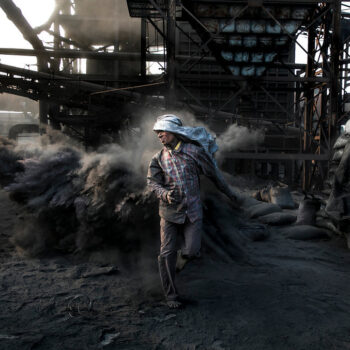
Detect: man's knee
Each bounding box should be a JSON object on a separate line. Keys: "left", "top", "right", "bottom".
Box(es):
{"left": 159, "top": 247, "right": 177, "bottom": 258}
{"left": 182, "top": 219, "right": 202, "bottom": 257}
{"left": 181, "top": 231, "right": 201, "bottom": 257}
{"left": 182, "top": 243, "right": 201, "bottom": 258}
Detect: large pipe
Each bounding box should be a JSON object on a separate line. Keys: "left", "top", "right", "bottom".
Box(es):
{"left": 0, "top": 48, "right": 213, "bottom": 63}
{"left": 0, "top": 48, "right": 307, "bottom": 69}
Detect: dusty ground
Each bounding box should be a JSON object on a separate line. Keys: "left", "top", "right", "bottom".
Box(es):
{"left": 1, "top": 189, "right": 350, "bottom": 350}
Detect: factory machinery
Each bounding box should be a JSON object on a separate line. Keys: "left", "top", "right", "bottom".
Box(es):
{"left": 0, "top": 0, "right": 349, "bottom": 189}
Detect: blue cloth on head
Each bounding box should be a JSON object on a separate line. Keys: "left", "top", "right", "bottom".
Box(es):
{"left": 153, "top": 115, "right": 218, "bottom": 161}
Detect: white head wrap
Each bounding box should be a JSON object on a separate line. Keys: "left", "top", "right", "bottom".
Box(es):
{"left": 153, "top": 114, "right": 218, "bottom": 158}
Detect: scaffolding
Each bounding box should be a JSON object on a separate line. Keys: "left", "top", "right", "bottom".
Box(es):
{"left": 0, "top": 0, "right": 348, "bottom": 189}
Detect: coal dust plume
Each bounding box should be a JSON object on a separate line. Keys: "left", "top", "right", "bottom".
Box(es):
{"left": 216, "top": 123, "right": 265, "bottom": 155}
{"left": 0, "top": 124, "right": 250, "bottom": 263}
{"left": 0, "top": 128, "right": 153, "bottom": 258}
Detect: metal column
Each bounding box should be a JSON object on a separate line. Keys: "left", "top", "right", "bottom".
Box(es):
{"left": 167, "top": 0, "right": 176, "bottom": 104}
{"left": 330, "top": 0, "right": 342, "bottom": 144}
{"left": 302, "top": 26, "right": 316, "bottom": 190}
{"left": 141, "top": 18, "right": 147, "bottom": 79}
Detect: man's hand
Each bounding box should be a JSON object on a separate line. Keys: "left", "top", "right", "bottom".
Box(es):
{"left": 165, "top": 189, "right": 182, "bottom": 204}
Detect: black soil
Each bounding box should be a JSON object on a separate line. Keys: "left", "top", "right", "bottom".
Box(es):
{"left": 1, "top": 189, "right": 350, "bottom": 350}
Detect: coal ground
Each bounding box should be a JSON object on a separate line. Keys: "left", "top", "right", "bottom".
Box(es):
{"left": 1, "top": 189, "right": 350, "bottom": 350}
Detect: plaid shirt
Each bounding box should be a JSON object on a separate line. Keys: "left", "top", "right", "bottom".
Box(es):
{"left": 147, "top": 141, "right": 233, "bottom": 224}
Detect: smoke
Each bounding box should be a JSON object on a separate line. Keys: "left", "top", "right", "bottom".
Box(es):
{"left": 66, "top": 0, "right": 141, "bottom": 52}
{"left": 216, "top": 123, "right": 264, "bottom": 156}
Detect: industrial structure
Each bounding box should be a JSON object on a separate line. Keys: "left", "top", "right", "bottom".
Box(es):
{"left": 0, "top": 0, "right": 349, "bottom": 189}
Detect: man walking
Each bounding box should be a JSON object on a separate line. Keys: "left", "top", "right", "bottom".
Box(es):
{"left": 147, "top": 115, "right": 240, "bottom": 308}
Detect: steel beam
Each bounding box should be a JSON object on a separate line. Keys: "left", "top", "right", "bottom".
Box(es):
{"left": 330, "top": 0, "right": 342, "bottom": 144}
{"left": 0, "top": 62, "right": 243, "bottom": 120}
{"left": 302, "top": 26, "right": 316, "bottom": 190}
{"left": 178, "top": 73, "right": 329, "bottom": 83}
{"left": 223, "top": 153, "right": 330, "bottom": 161}
{"left": 0, "top": 48, "right": 219, "bottom": 63}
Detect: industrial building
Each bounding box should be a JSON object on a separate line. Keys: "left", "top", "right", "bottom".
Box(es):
{"left": 1, "top": 0, "right": 349, "bottom": 190}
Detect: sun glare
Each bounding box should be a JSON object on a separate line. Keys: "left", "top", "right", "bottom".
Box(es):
{"left": 0, "top": 0, "right": 55, "bottom": 69}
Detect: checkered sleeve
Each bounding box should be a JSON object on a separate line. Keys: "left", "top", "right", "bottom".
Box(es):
{"left": 147, "top": 154, "right": 168, "bottom": 202}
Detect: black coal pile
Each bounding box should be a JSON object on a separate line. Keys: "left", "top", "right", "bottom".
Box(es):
{"left": 0, "top": 136, "right": 23, "bottom": 185}
{"left": 0, "top": 135, "right": 158, "bottom": 257}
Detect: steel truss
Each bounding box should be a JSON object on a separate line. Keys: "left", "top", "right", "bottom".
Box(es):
{"left": 0, "top": 0, "right": 347, "bottom": 189}
{"left": 132, "top": 0, "right": 345, "bottom": 189}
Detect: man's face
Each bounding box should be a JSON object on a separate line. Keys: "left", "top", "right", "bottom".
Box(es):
{"left": 157, "top": 131, "right": 176, "bottom": 146}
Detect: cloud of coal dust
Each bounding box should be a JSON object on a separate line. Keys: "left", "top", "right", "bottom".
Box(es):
{"left": 0, "top": 113, "right": 263, "bottom": 265}
{"left": 1, "top": 125, "right": 159, "bottom": 260}
{"left": 216, "top": 123, "right": 265, "bottom": 157}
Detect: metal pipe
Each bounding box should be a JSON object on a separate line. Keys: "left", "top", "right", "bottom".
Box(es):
{"left": 0, "top": 48, "right": 219, "bottom": 63}
{"left": 223, "top": 152, "right": 329, "bottom": 161}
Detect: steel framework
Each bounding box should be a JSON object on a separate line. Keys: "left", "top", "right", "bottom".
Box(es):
{"left": 0, "top": 0, "right": 348, "bottom": 189}
{"left": 127, "top": 0, "right": 346, "bottom": 189}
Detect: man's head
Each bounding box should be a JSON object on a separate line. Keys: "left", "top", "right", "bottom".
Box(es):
{"left": 153, "top": 115, "right": 182, "bottom": 132}
{"left": 157, "top": 130, "right": 177, "bottom": 146}
{"left": 153, "top": 115, "right": 182, "bottom": 147}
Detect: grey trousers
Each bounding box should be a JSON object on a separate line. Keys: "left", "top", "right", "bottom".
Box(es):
{"left": 158, "top": 217, "right": 202, "bottom": 301}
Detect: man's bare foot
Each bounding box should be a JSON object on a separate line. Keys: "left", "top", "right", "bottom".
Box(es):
{"left": 167, "top": 300, "right": 182, "bottom": 309}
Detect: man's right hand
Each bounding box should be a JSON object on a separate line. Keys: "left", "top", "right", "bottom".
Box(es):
{"left": 166, "top": 189, "right": 181, "bottom": 204}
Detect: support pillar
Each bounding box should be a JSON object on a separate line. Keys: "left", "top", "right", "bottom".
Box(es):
{"left": 141, "top": 18, "right": 147, "bottom": 79}
{"left": 167, "top": 0, "right": 176, "bottom": 106}
{"left": 302, "top": 27, "right": 315, "bottom": 191}
{"left": 48, "top": 16, "right": 61, "bottom": 130}
{"left": 329, "top": 0, "right": 341, "bottom": 145}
